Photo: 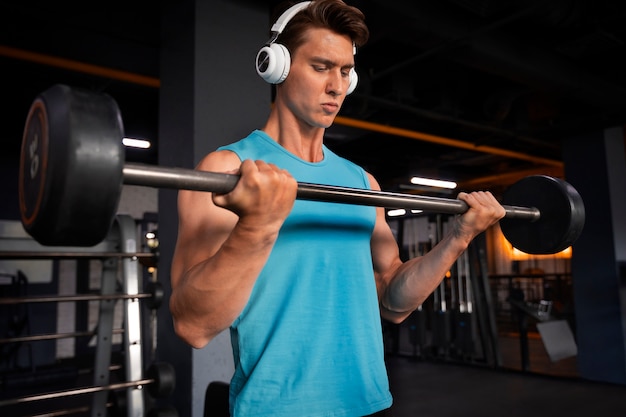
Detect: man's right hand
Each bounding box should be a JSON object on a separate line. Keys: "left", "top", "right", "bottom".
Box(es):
{"left": 212, "top": 159, "right": 298, "bottom": 231}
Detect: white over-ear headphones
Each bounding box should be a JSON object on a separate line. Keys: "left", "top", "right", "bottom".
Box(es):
{"left": 255, "top": 1, "right": 358, "bottom": 95}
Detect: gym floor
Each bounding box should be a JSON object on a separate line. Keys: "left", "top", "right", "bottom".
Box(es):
{"left": 385, "top": 356, "right": 626, "bottom": 416}
{"left": 384, "top": 336, "right": 626, "bottom": 417}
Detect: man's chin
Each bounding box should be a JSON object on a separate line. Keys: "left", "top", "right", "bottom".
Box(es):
{"left": 316, "top": 115, "right": 337, "bottom": 129}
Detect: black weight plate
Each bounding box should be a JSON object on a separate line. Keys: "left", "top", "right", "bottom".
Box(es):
{"left": 500, "top": 175, "right": 585, "bottom": 254}
{"left": 19, "top": 99, "right": 48, "bottom": 230}
{"left": 19, "top": 84, "right": 125, "bottom": 246}
{"left": 146, "top": 281, "right": 164, "bottom": 310}
{"left": 147, "top": 361, "right": 176, "bottom": 398}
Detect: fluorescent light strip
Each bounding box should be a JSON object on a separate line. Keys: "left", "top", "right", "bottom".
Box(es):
{"left": 123, "top": 137, "right": 151, "bottom": 149}
{"left": 387, "top": 209, "right": 423, "bottom": 217}
{"left": 410, "top": 176, "right": 457, "bottom": 189}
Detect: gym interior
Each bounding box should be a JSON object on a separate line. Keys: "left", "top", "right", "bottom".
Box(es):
{"left": 1, "top": 1, "right": 626, "bottom": 416}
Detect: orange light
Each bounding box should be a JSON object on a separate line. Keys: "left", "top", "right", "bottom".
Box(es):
{"left": 496, "top": 224, "right": 572, "bottom": 260}
{"left": 511, "top": 245, "right": 572, "bottom": 260}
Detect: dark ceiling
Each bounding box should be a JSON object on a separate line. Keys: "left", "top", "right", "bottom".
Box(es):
{"left": 2, "top": 0, "right": 626, "bottom": 200}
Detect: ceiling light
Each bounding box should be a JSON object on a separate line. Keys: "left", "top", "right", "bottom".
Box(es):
{"left": 387, "top": 209, "right": 423, "bottom": 217}
{"left": 410, "top": 176, "right": 457, "bottom": 189}
{"left": 123, "top": 137, "right": 151, "bottom": 149}
{"left": 387, "top": 209, "right": 406, "bottom": 217}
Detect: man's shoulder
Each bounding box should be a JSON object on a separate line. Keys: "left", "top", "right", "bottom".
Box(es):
{"left": 197, "top": 147, "right": 242, "bottom": 173}
{"left": 219, "top": 130, "right": 268, "bottom": 152}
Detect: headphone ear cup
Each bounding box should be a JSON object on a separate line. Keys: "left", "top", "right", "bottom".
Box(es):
{"left": 256, "top": 43, "right": 291, "bottom": 84}
{"left": 347, "top": 67, "right": 358, "bottom": 95}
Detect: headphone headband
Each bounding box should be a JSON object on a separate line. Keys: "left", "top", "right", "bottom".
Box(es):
{"left": 270, "top": 1, "right": 312, "bottom": 35}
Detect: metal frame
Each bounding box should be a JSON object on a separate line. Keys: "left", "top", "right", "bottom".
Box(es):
{"left": 117, "top": 214, "right": 146, "bottom": 417}
{"left": 0, "top": 216, "right": 150, "bottom": 416}
{"left": 90, "top": 255, "right": 118, "bottom": 416}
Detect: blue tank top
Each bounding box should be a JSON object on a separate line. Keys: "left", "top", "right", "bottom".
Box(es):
{"left": 218, "top": 130, "right": 392, "bottom": 417}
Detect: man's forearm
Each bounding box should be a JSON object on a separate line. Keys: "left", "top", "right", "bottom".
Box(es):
{"left": 380, "top": 232, "right": 470, "bottom": 323}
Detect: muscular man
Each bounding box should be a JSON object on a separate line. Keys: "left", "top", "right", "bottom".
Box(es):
{"left": 170, "top": 1, "right": 505, "bottom": 416}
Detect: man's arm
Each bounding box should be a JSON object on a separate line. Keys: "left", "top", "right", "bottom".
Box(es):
{"left": 169, "top": 151, "right": 297, "bottom": 348}
{"left": 368, "top": 173, "right": 505, "bottom": 324}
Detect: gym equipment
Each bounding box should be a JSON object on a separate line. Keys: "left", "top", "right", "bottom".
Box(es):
{"left": 0, "top": 215, "right": 163, "bottom": 417}
{"left": 0, "top": 328, "right": 124, "bottom": 345}
{"left": 146, "top": 362, "right": 177, "bottom": 399}
{"left": 145, "top": 281, "right": 165, "bottom": 310}
{"left": 499, "top": 175, "right": 585, "bottom": 254}
{"left": 0, "top": 289, "right": 160, "bottom": 305}
{"left": 255, "top": 1, "right": 359, "bottom": 94}
{"left": 0, "top": 364, "right": 122, "bottom": 390}
{"left": 204, "top": 381, "right": 230, "bottom": 417}
{"left": 405, "top": 219, "right": 426, "bottom": 359}
{"left": 0, "top": 280, "right": 164, "bottom": 311}
{"left": 453, "top": 250, "right": 475, "bottom": 357}
{"left": 0, "top": 362, "right": 176, "bottom": 407}
{"left": 19, "top": 84, "right": 585, "bottom": 252}
{"left": 0, "top": 251, "right": 155, "bottom": 259}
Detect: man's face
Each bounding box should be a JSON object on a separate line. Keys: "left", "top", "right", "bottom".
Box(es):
{"left": 279, "top": 27, "right": 355, "bottom": 129}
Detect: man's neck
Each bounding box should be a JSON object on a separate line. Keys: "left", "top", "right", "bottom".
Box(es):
{"left": 262, "top": 109, "right": 326, "bottom": 163}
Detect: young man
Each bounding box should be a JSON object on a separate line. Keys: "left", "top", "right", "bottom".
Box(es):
{"left": 170, "top": 1, "right": 506, "bottom": 416}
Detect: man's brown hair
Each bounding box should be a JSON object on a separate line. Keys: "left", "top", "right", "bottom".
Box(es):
{"left": 273, "top": 0, "right": 369, "bottom": 55}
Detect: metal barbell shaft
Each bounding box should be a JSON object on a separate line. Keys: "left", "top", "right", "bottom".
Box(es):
{"left": 0, "top": 378, "right": 154, "bottom": 406}
{"left": 0, "top": 252, "right": 155, "bottom": 260}
{"left": 123, "top": 163, "right": 540, "bottom": 221}
{"left": 0, "top": 293, "right": 152, "bottom": 305}
{"left": 0, "top": 329, "right": 125, "bottom": 344}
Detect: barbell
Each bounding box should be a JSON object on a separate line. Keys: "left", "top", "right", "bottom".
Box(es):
{"left": 18, "top": 84, "right": 585, "bottom": 254}
{"left": 0, "top": 280, "right": 164, "bottom": 309}
{"left": 0, "top": 361, "right": 176, "bottom": 407}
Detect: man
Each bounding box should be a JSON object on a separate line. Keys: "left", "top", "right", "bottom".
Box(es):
{"left": 170, "top": 1, "right": 506, "bottom": 416}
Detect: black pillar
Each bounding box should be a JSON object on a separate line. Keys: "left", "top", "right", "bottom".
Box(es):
{"left": 158, "top": 1, "right": 270, "bottom": 415}
{"left": 562, "top": 126, "right": 626, "bottom": 385}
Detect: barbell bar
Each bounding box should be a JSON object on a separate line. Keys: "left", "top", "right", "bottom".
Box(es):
{"left": 123, "top": 163, "right": 540, "bottom": 219}
{"left": 0, "top": 282, "right": 163, "bottom": 306}
{"left": 0, "top": 251, "right": 156, "bottom": 259}
{"left": 0, "top": 328, "right": 125, "bottom": 345}
{"left": 0, "top": 362, "right": 175, "bottom": 407}
{"left": 18, "top": 84, "right": 585, "bottom": 254}
{"left": 0, "top": 293, "right": 151, "bottom": 305}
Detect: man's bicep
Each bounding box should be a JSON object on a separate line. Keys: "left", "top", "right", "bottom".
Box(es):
{"left": 171, "top": 150, "right": 241, "bottom": 285}
{"left": 366, "top": 172, "right": 403, "bottom": 293}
